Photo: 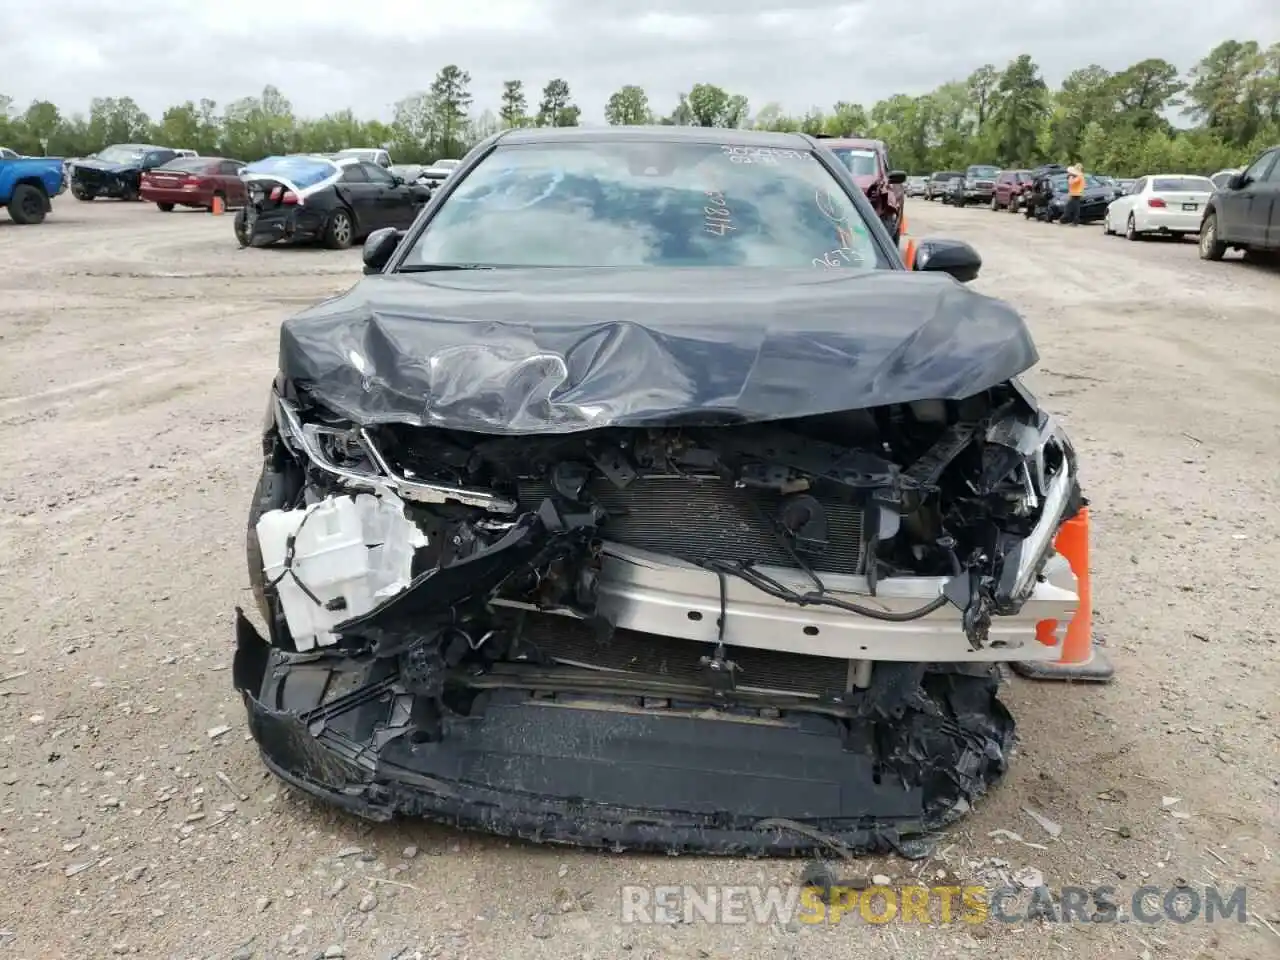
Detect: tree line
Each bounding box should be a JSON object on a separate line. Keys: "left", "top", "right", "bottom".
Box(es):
{"left": 1, "top": 40, "right": 1276, "bottom": 176}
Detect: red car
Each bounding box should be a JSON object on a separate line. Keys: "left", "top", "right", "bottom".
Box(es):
{"left": 992, "top": 169, "right": 1034, "bottom": 212}
{"left": 140, "top": 156, "right": 248, "bottom": 212}
{"left": 819, "top": 136, "right": 907, "bottom": 240}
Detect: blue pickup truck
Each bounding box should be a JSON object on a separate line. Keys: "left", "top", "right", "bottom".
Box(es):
{"left": 1, "top": 156, "right": 67, "bottom": 224}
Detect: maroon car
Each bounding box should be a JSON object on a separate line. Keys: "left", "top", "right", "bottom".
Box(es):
{"left": 820, "top": 136, "right": 907, "bottom": 240}
{"left": 140, "top": 156, "right": 248, "bottom": 212}
{"left": 992, "top": 169, "right": 1034, "bottom": 212}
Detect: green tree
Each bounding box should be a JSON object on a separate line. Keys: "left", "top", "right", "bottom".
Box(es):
{"left": 22, "top": 101, "right": 61, "bottom": 153}
{"left": 537, "top": 79, "right": 579, "bottom": 127}
{"left": 499, "top": 81, "right": 528, "bottom": 128}
{"left": 989, "top": 55, "right": 1049, "bottom": 164}
{"left": 1110, "top": 58, "right": 1182, "bottom": 132}
{"left": 605, "top": 85, "right": 652, "bottom": 125}
{"left": 1050, "top": 65, "right": 1113, "bottom": 159}
{"left": 391, "top": 92, "right": 438, "bottom": 161}
{"left": 966, "top": 64, "right": 1001, "bottom": 129}
{"left": 219, "top": 86, "right": 295, "bottom": 158}
{"left": 154, "top": 101, "right": 203, "bottom": 153}
{"left": 1187, "top": 40, "right": 1266, "bottom": 144}
{"left": 87, "top": 96, "right": 152, "bottom": 147}
{"left": 429, "top": 65, "right": 472, "bottom": 158}
{"left": 825, "top": 101, "right": 868, "bottom": 136}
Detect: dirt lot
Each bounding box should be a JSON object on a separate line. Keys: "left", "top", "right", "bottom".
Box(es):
{"left": 1, "top": 197, "right": 1277, "bottom": 960}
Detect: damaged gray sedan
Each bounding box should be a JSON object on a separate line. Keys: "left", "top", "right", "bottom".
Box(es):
{"left": 234, "top": 126, "right": 1086, "bottom": 855}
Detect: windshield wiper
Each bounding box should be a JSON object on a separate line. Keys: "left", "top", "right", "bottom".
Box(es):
{"left": 397, "top": 263, "right": 497, "bottom": 273}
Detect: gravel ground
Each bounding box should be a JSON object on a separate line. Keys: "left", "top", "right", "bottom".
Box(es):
{"left": 1, "top": 198, "right": 1277, "bottom": 960}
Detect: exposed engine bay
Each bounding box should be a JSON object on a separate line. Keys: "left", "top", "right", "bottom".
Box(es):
{"left": 234, "top": 372, "right": 1083, "bottom": 854}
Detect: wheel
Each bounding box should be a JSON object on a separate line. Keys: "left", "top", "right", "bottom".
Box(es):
{"left": 1198, "top": 211, "right": 1226, "bottom": 261}
{"left": 7, "top": 184, "right": 47, "bottom": 224}
{"left": 990, "top": 195, "right": 999, "bottom": 211}
{"left": 1009, "top": 196, "right": 1021, "bottom": 214}
{"left": 233, "top": 208, "right": 250, "bottom": 248}
{"left": 156, "top": 202, "right": 175, "bottom": 212}
{"left": 883, "top": 214, "right": 900, "bottom": 244}
{"left": 71, "top": 184, "right": 93, "bottom": 201}
{"left": 1102, "top": 211, "right": 1113, "bottom": 236}
{"left": 1125, "top": 214, "right": 1141, "bottom": 241}
{"left": 323, "top": 207, "right": 355, "bottom": 249}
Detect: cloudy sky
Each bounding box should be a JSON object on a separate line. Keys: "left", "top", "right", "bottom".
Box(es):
{"left": 2, "top": 0, "right": 1277, "bottom": 122}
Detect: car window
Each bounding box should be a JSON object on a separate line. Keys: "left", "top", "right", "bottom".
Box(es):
{"left": 156, "top": 157, "right": 213, "bottom": 173}
{"left": 219, "top": 161, "right": 243, "bottom": 176}
{"left": 341, "top": 164, "right": 369, "bottom": 183}
{"left": 1152, "top": 177, "right": 1215, "bottom": 193}
{"left": 1256, "top": 152, "right": 1280, "bottom": 183}
{"left": 402, "top": 140, "right": 890, "bottom": 270}
{"left": 1130, "top": 178, "right": 1146, "bottom": 195}
{"left": 363, "top": 162, "right": 396, "bottom": 184}
{"left": 830, "top": 147, "right": 879, "bottom": 178}
{"left": 1242, "top": 151, "right": 1276, "bottom": 183}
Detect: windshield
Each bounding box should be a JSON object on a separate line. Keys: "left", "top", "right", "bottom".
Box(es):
{"left": 1152, "top": 177, "right": 1214, "bottom": 193}
{"left": 967, "top": 166, "right": 1000, "bottom": 178}
{"left": 96, "top": 145, "right": 146, "bottom": 164}
{"left": 830, "top": 147, "right": 879, "bottom": 177}
{"left": 402, "top": 140, "right": 889, "bottom": 270}
{"left": 242, "top": 156, "right": 338, "bottom": 188}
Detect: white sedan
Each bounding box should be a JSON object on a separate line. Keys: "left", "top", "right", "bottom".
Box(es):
{"left": 1103, "top": 175, "right": 1216, "bottom": 240}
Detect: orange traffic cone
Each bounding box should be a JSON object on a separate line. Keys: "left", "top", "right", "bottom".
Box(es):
{"left": 1012, "top": 505, "right": 1115, "bottom": 682}
{"left": 211, "top": 195, "right": 225, "bottom": 216}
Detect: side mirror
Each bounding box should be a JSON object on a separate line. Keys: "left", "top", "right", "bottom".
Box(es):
{"left": 1227, "top": 173, "right": 1246, "bottom": 190}
{"left": 887, "top": 170, "right": 907, "bottom": 185}
{"left": 390, "top": 175, "right": 405, "bottom": 186}
{"left": 362, "top": 227, "right": 403, "bottom": 275}
{"left": 914, "top": 238, "right": 981, "bottom": 283}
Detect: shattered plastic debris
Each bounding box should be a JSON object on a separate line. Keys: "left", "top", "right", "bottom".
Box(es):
{"left": 1022, "top": 806, "right": 1062, "bottom": 838}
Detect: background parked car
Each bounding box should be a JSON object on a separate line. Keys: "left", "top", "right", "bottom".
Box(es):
{"left": 1103, "top": 174, "right": 1215, "bottom": 240}
{"left": 0, "top": 146, "right": 21, "bottom": 160}
{"left": 992, "top": 169, "right": 1033, "bottom": 211}
{"left": 140, "top": 156, "right": 247, "bottom": 212}
{"left": 1026, "top": 173, "right": 1112, "bottom": 222}
{"left": 1199, "top": 146, "right": 1280, "bottom": 264}
{"left": 818, "top": 136, "right": 908, "bottom": 240}
{"left": 71, "top": 144, "right": 182, "bottom": 201}
{"left": 235, "top": 153, "right": 432, "bottom": 249}
{"left": 952, "top": 164, "right": 1001, "bottom": 206}
{"left": 905, "top": 175, "right": 928, "bottom": 197}
{"left": 335, "top": 148, "right": 392, "bottom": 169}
{"left": 925, "top": 171, "right": 963, "bottom": 201}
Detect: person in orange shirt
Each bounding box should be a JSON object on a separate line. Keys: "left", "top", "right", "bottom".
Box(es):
{"left": 1063, "top": 164, "right": 1085, "bottom": 226}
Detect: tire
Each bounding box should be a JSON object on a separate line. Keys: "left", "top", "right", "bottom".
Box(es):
{"left": 1102, "top": 211, "right": 1113, "bottom": 236}
{"left": 1125, "top": 214, "right": 1141, "bottom": 241}
{"left": 156, "top": 202, "right": 175, "bottom": 212}
{"left": 72, "top": 184, "right": 93, "bottom": 201}
{"left": 990, "top": 196, "right": 999, "bottom": 211}
{"left": 233, "top": 208, "right": 250, "bottom": 248}
{"left": 1198, "top": 211, "right": 1226, "bottom": 261}
{"left": 323, "top": 207, "right": 355, "bottom": 249}
{"left": 7, "top": 183, "right": 47, "bottom": 225}
{"left": 883, "top": 214, "right": 900, "bottom": 245}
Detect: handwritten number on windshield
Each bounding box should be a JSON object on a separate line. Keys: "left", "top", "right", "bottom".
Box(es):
{"left": 813, "top": 248, "right": 861, "bottom": 268}
{"left": 704, "top": 190, "right": 736, "bottom": 236}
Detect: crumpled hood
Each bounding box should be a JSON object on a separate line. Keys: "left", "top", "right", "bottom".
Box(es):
{"left": 278, "top": 267, "right": 1039, "bottom": 435}
{"left": 73, "top": 158, "right": 138, "bottom": 174}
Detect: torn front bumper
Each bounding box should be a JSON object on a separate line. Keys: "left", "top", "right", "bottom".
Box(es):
{"left": 244, "top": 206, "right": 326, "bottom": 245}
{"left": 233, "top": 609, "right": 1015, "bottom": 855}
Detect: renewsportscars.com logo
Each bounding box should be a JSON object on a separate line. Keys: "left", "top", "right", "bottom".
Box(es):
{"left": 620, "top": 884, "right": 1250, "bottom": 926}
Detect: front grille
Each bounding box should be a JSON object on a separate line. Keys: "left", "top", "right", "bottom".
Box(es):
{"left": 515, "top": 613, "right": 852, "bottom": 698}
{"left": 517, "top": 475, "right": 865, "bottom": 575}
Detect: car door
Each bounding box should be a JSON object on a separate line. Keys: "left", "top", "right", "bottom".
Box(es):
{"left": 220, "top": 161, "right": 247, "bottom": 206}
{"left": 1217, "top": 149, "right": 1276, "bottom": 245}
{"left": 361, "top": 162, "right": 415, "bottom": 229}
{"left": 334, "top": 163, "right": 380, "bottom": 230}
{"left": 1113, "top": 177, "right": 1143, "bottom": 228}
{"left": 1254, "top": 152, "right": 1280, "bottom": 249}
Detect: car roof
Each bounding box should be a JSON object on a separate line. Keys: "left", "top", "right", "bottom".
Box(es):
{"left": 1146, "top": 173, "right": 1214, "bottom": 181}
{"left": 495, "top": 125, "right": 814, "bottom": 150}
